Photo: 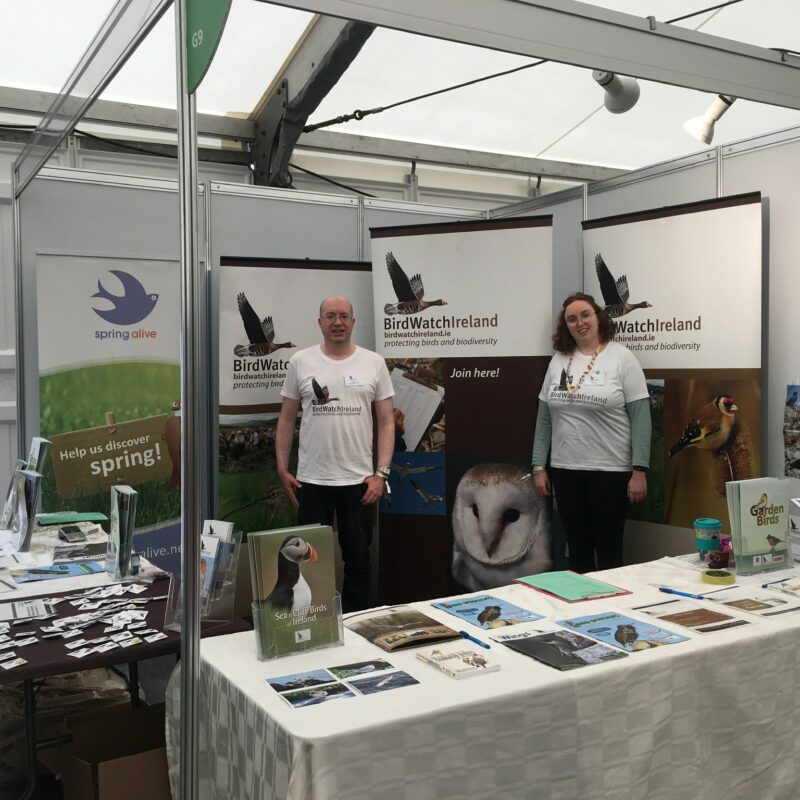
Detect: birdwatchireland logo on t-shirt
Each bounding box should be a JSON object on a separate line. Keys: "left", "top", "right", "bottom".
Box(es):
{"left": 310, "top": 377, "right": 360, "bottom": 415}
{"left": 92, "top": 270, "right": 160, "bottom": 342}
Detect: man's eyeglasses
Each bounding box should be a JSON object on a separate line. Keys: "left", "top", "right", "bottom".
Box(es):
{"left": 322, "top": 312, "right": 352, "bottom": 322}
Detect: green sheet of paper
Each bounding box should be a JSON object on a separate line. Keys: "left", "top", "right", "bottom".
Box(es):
{"left": 516, "top": 571, "right": 627, "bottom": 602}
{"left": 36, "top": 511, "right": 108, "bottom": 525}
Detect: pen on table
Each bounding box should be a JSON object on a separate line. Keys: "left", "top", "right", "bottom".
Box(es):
{"left": 459, "top": 630, "right": 491, "bottom": 649}
{"left": 658, "top": 587, "right": 708, "bottom": 600}
{"left": 761, "top": 578, "right": 789, "bottom": 588}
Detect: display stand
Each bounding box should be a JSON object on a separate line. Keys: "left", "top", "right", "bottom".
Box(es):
{"left": 164, "top": 530, "right": 243, "bottom": 631}
{"left": 252, "top": 593, "right": 344, "bottom": 661}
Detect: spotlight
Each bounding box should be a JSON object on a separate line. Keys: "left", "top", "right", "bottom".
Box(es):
{"left": 683, "top": 95, "right": 736, "bottom": 145}
{"left": 592, "top": 70, "right": 640, "bottom": 114}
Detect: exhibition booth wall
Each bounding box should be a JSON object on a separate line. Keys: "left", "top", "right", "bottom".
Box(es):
{"left": 1, "top": 122, "right": 799, "bottom": 568}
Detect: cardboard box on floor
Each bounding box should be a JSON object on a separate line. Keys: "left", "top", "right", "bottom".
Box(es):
{"left": 38, "top": 703, "right": 170, "bottom": 800}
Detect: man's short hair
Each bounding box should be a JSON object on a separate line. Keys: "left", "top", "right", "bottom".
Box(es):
{"left": 319, "top": 297, "right": 354, "bottom": 317}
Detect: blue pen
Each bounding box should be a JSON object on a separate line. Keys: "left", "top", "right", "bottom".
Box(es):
{"left": 459, "top": 630, "right": 491, "bottom": 650}
{"left": 762, "top": 578, "right": 789, "bottom": 588}
{"left": 659, "top": 587, "right": 707, "bottom": 600}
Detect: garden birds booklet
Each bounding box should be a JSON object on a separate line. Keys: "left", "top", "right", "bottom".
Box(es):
{"left": 557, "top": 611, "right": 689, "bottom": 651}
{"left": 432, "top": 594, "right": 544, "bottom": 629}
{"left": 727, "top": 477, "right": 790, "bottom": 574}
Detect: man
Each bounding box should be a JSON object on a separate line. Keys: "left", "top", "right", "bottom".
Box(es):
{"left": 276, "top": 296, "right": 395, "bottom": 612}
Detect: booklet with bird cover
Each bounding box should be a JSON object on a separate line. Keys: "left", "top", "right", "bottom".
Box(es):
{"left": 415, "top": 641, "right": 501, "bottom": 679}
{"left": 727, "top": 477, "right": 791, "bottom": 575}
{"left": 249, "top": 524, "right": 341, "bottom": 658}
{"left": 557, "top": 611, "right": 689, "bottom": 652}
{"left": 432, "top": 594, "right": 544, "bottom": 629}
{"left": 493, "top": 629, "right": 628, "bottom": 670}
{"left": 345, "top": 605, "right": 461, "bottom": 652}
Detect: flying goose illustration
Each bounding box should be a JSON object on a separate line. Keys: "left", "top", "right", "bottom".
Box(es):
{"left": 391, "top": 462, "right": 441, "bottom": 484}
{"left": 595, "top": 254, "right": 651, "bottom": 318}
{"left": 311, "top": 377, "right": 339, "bottom": 405}
{"left": 263, "top": 535, "right": 319, "bottom": 612}
{"left": 234, "top": 292, "right": 296, "bottom": 357}
{"left": 410, "top": 479, "right": 444, "bottom": 506}
{"left": 384, "top": 252, "right": 447, "bottom": 315}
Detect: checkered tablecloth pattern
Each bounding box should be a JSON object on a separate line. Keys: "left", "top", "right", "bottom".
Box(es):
{"left": 166, "top": 559, "right": 800, "bottom": 799}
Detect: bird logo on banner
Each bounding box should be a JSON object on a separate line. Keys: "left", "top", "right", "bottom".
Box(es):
{"left": 594, "top": 253, "right": 651, "bottom": 318}
{"left": 384, "top": 252, "right": 447, "bottom": 315}
{"left": 91, "top": 270, "right": 159, "bottom": 325}
{"left": 234, "top": 292, "right": 296, "bottom": 357}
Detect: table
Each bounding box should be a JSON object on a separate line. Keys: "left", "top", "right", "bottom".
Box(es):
{"left": 0, "top": 574, "right": 247, "bottom": 800}
{"left": 165, "top": 557, "right": 800, "bottom": 800}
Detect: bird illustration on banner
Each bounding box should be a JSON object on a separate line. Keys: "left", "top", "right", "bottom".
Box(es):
{"left": 234, "top": 292, "right": 296, "bottom": 357}
{"left": 384, "top": 252, "right": 447, "bottom": 315}
{"left": 667, "top": 394, "right": 753, "bottom": 496}
{"left": 594, "top": 254, "right": 651, "bottom": 318}
{"left": 91, "top": 270, "right": 159, "bottom": 325}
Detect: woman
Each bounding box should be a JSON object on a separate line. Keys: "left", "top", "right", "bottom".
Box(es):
{"left": 531, "top": 292, "right": 651, "bottom": 572}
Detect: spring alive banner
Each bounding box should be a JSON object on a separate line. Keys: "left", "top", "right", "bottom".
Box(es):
{"left": 370, "top": 217, "right": 554, "bottom": 602}
{"left": 36, "top": 253, "right": 181, "bottom": 570}
{"left": 582, "top": 192, "right": 762, "bottom": 531}
{"left": 217, "top": 257, "right": 373, "bottom": 534}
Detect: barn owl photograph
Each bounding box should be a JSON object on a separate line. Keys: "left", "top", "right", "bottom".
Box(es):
{"left": 451, "top": 463, "right": 552, "bottom": 591}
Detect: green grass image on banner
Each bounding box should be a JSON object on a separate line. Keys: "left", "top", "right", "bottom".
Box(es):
{"left": 39, "top": 361, "right": 180, "bottom": 527}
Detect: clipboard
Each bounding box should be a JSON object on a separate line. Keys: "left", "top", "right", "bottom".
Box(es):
{"left": 390, "top": 368, "right": 444, "bottom": 452}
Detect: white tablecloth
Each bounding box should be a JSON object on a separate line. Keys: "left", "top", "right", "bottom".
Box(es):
{"left": 165, "top": 558, "right": 800, "bottom": 800}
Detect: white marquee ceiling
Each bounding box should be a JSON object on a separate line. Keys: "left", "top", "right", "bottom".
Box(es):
{"left": 1, "top": 0, "right": 799, "bottom": 170}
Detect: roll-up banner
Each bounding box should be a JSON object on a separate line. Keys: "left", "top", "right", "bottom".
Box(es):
{"left": 217, "top": 258, "right": 373, "bottom": 534}
{"left": 36, "top": 254, "right": 181, "bottom": 570}
{"left": 370, "top": 217, "right": 554, "bottom": 602}
{"left": 582, "top": 193, "right": 762, "bottom": 531}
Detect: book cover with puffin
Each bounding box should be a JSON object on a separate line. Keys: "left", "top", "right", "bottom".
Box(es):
{"left": 249, "top": 524, "right": 340, "bottom": 657}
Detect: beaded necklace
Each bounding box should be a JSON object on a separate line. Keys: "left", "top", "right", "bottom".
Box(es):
{"left": 565, "top": 347, "right": 600, "bottom": 395}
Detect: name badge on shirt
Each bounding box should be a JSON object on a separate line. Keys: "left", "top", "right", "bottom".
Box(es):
{"left": 585, "top": 370, "right": 605, "bottom": 386}
{"left": 344, "top": 374, "right": 364, "bottom": 386}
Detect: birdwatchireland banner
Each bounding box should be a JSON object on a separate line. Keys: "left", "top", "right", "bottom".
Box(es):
{"left": 369, "top": 217, "right": 554, "bottom": 602}
{"left": 582, "top": 192, "right": 763, "bottom": 530}
{"left": 36, "top": 253, "right": 181, "bottom": 570}
{"left": 217, "top": 257, "right": 373, "bottom": 535}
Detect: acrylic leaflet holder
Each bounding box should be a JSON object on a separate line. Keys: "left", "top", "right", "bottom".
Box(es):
{"left": 164, "top": 530, "right": 243, "bottom": 631}
{"left": 252, "top": 592, "right": 344, "bottom": 661}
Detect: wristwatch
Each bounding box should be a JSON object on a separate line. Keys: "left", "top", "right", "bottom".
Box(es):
{"left": 375, "top": 466, "right": 391, "bottom": 479}
{"left": 632, "top": 466, "right": 649, "bottom": 473}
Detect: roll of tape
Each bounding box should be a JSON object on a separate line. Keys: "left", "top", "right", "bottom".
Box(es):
{"left": 701, "top": 569, "right": 735, "bottom": 585}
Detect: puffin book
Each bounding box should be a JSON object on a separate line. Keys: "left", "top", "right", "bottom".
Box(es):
{"left": 432, "top": 594, "right": 544, "bottom": 629}
{"left": 415, "top": 641, "right": 501, "bottom": 678}
{"left": 249, "top": 524, "right": 341, "bottom": 658}
{"left": 345, "top": 606, "right": 461, "bottom": 652}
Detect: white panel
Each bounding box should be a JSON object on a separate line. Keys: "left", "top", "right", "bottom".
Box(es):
{"left": 723, "top": 139, "right": 800, "bottom": 477}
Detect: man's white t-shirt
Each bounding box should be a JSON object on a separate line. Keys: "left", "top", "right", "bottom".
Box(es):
{"left": 538, "top": 341, "right": 648, "bottom": 471}
{"left": 281, "top": 345, "right": 394, "bottom": 485}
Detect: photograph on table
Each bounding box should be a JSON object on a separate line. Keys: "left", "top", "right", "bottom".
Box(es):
{"left": 280, "top": 682, "right": 356, "bottom": 709}
{"left": 266, "top": 668, "right": 336, "bottom": 693}
{"left": 327, "top": 659, "right": 395, "bottom": 680}
{"left": 663, "top": 376, "right": 761, "bottom": 529}
{"left": 347, "top": 670, "right": 420, "bottom": 695}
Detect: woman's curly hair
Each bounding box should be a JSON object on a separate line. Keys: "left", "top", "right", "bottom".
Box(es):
{"left": 552, "top": 292, "right": 615, "bottom": 354}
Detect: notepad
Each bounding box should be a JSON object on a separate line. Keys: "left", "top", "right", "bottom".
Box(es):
{"left": 515, "top": 571, "right": 630, "bottom": 602}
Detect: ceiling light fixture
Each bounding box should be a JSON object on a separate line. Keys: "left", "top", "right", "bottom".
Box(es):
{"left": 592, "top": 70, "right": 640, "bottom": 114}
{"left": 683, "top": 95, "right": 737, "bottom": 144}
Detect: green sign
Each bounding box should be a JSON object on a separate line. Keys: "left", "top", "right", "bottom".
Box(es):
{"left": 186, "top": 0, "right": 232, "bottom": 94}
